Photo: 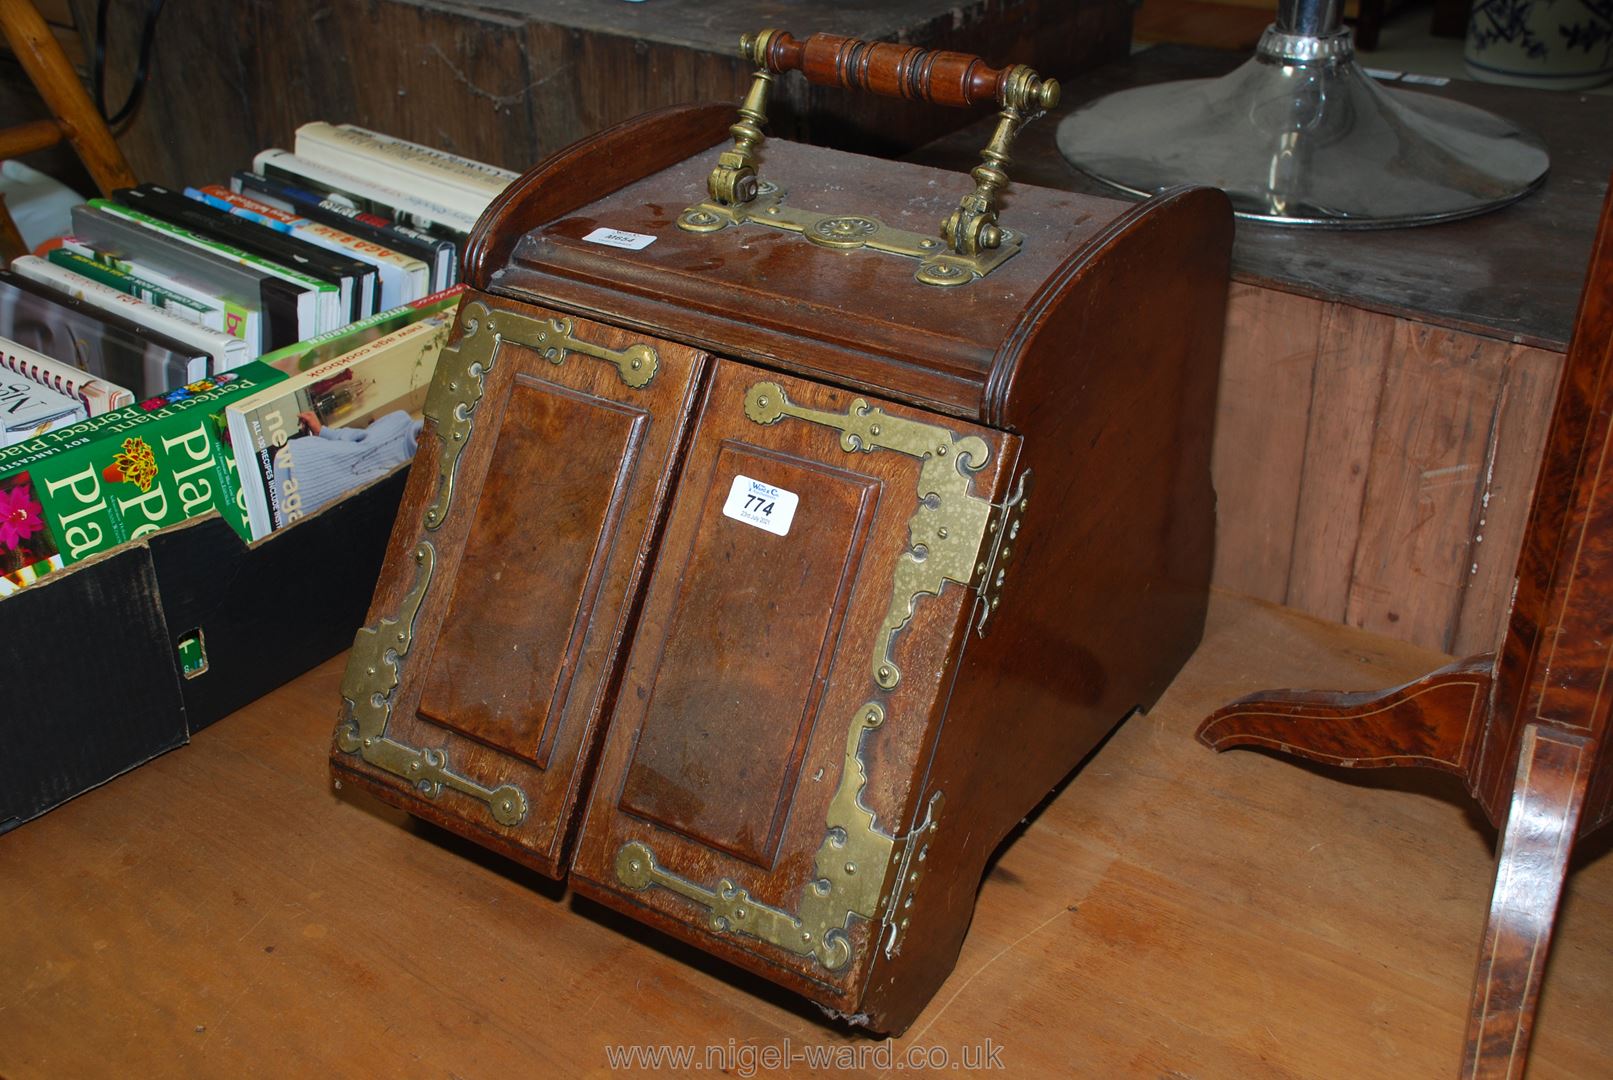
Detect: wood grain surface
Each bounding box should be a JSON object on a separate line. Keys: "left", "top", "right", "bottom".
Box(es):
{"left": 1213, "top": 287, "right": 1565, "bottom": 657}
{"left": 3, "top": 590, "right": 1610, "bottom": 1078}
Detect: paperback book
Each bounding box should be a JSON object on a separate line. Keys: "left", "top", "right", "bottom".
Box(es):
{"left": 0, "top": 334, "right": 135, "bottom": 415}
{"left": 227, "top": 313, "right": 452, "bottom": 539}
{"left": 0, "top": 362, "right": 288, "bottom": 595}
{"left": 9, "top": 255, "right": 249, "bottom": 374}
{"left": 115, "top": 184, "right": 377, "bottom": 324}
{"left": 292, "top": 121, "right": 513, "bottom": 219}
{"left": 0, "top": 269, "right": 210, "bottom": 398}
{"left": 70, "top": 204, "right": 294, "bottom": 352}
{"left": 79, "top": 200, "right": 330, "bottom": 345}
{"left": 253, "top": 148, "right": 478, "bottom": 237}
{"left": 187, "top": 184, "right": 430, "bottom": 310}
{"left": 45, "top": 247, "right": 218, "bottom": 328}
{"left": 0, "top": 373, "right": 85, "bottom": 447}
{"left": 231, "top": 170, "right": 458, "bottom": 291}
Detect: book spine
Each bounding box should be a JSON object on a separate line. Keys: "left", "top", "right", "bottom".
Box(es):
{"left": 67, "top": 207, "right": 271, "bottom": 356}
{"left": 254, "top": 149, "right": 480, "bottom": 235}
{"left": 294, "top": 122, "right": 512, "bottom": 200}
{"left": 47, "top": 247, "right": 209, "bottom": 324}
{"left": 315, "top": 123, "right": 516, "bottom": 186}
{"left": 10, "top": 255, "right": 247, "bottom": 379}
{"left": 89, "top": 199, "right": 336, "bottom": 300}
{"left": 201, "top": 183, "right": 400, "bottom": 318}
{"left": 186, "top": 185, "right": 300, "bottom": 234}
{"left": 0, "top": 335, "right": 135, "bottom": 415}
{"left": 287, "top": 131, "right": 496, "bottom": 220}
{"left": 53, "top": 240, "right": 246, "bottom": 340}
{"left": 232, "top": 171, "right": 458, "bottom": 292}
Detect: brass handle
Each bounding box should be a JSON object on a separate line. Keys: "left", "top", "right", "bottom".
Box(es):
{"left": 683, "top": 28, "right": 1061, "bottom": 284}
{"left": 745, "top": 30, "right": 1059, "bottom": 112}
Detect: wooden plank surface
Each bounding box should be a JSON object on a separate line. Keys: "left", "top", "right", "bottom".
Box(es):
{"left": 67, "top": 0, "right": 1130, "bottom": 189}
{"left": 1209, "top": 284, "right": 1323, "bottom": 601}
{"left": 1207, "top": 288, "right": 1562, "bottom": 655}
{"left": 3, "top": 590, "right": 1609, "bottom": 1077}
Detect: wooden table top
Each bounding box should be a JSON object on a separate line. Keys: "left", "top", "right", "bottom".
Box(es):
{"left": 910, "top": 44, "right": 1613, "bottom": 352}
{"left": 3, "top": 591, "right": 1609, "bottom": 1077}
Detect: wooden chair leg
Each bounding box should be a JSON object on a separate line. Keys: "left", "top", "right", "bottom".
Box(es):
{"left": 1196, "top": 655, "right": 1494, "bottom": 776}
{"left": 0, "top": 0, "right": 136, "bottom": 196}
{"left": 1462, "top": 724, "right": 1592, "bottom": 1080}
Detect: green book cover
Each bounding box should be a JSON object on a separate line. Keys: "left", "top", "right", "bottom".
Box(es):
{"left": 259, "top": 283, "right": 463, "bottom": 373}
{"left": 0, "top": 363, "right": 288, "bottom": 595}
{"left": 57, "top": 239, "right": 255, "bottom": 342}
{"left": 47, "top": 248, "right": 213, "bottom": 322}
{"left": 88, "top": 199, "right": 336, "bottom": 299}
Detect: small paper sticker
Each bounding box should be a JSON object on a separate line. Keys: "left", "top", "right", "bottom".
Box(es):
{"left": 722, "top": 474, "right": 799, "bottom": 537}
{"left": 582, "top": 226, "right": 657, "bottom": 250}
{"left": 1400, "top": 73, "right": 1451, "bottom": 86}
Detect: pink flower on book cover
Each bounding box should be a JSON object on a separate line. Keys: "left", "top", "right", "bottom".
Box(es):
{"left": 0, "top": 480, "right": 45, "bottom": 551}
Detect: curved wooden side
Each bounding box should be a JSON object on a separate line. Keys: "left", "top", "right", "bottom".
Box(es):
{"left": 1197, "top": 655, "right": 1496, "bottom": 782}
{"left": 462, "top": 102, "right": 735, "bottom": 289}
{"left": 856, "top": 185, "right": 1235, "bottom": 1033}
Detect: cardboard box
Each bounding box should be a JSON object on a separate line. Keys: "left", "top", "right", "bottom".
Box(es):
{"left": 0, "top": 469, "right": 406, "bottom": 832}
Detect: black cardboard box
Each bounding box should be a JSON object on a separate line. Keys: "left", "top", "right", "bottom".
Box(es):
{"left": 0, "top": 469, "right": 407, "bottom": 832}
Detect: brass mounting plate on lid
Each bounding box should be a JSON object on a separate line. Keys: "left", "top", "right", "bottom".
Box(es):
{"left": 678, "top": 184, "right": 1022, "bottom": 288}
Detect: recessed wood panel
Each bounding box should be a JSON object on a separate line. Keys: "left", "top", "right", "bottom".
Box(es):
{"left": 618, "top": 441, "right": 879, "bottom": 867}
{"left": 417, "top": 375, "right": 648, "bottom": 764}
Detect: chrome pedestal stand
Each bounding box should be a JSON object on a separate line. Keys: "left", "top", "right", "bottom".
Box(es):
{"left": 1057, "top": 0, "right": 1549, "bottom": 227}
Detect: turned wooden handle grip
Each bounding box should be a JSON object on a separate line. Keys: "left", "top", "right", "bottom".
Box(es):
{"left": 756, "top": 31, "right": 1012, "bottom": 108}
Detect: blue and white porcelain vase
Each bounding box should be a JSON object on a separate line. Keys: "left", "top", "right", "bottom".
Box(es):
{"left": 1466, "top": 0, "right": 1613, "bottom": 89}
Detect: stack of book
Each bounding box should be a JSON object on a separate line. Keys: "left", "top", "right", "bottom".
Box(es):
{"left": 0, "top": 123, "right": 514, "bottom": 596}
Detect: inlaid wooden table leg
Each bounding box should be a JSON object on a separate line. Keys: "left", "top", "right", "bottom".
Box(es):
{"left": 1197, "top": 176, "right": 1613, "bottom": 1077}
{"left": 1198, "top": 656, "right": 1494, "bottom": 775}
{"left": 1463, "top": 725, "right": 1592, "bottom": 1080}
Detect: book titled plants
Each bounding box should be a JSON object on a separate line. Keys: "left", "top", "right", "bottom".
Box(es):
{"left": 0, "top": 362, "right": 287, "bottom": 596}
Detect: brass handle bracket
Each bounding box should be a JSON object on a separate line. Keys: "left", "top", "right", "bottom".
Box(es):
{"left": 940, "top": 66, "right": 1060, "bottom": 264}
{"left": 677, "top": 29, "right": 1059, "bottom": 288}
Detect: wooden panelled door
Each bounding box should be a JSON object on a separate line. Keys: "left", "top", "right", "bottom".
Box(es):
{"left": 569, "top": 360, "right": 1021, "bottom": 1010}
{"left": 331, "top": 293, "right": 708, "bottom": 876}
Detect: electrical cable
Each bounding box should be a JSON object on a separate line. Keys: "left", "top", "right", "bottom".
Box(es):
{"left": 92, "top": 0, "right": 166, "bottom": 127}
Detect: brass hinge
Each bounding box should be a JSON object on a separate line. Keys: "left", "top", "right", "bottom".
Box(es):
{"left": 971, "top": 469, "right": 1031, "bottom": 637}
{"left": 880, "top": 790, "right": 944, "bottom": 958}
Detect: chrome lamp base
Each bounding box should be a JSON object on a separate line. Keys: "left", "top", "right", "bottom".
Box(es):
{"left": 1057, "top": 26, "right": 1550, "bottom": 228}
